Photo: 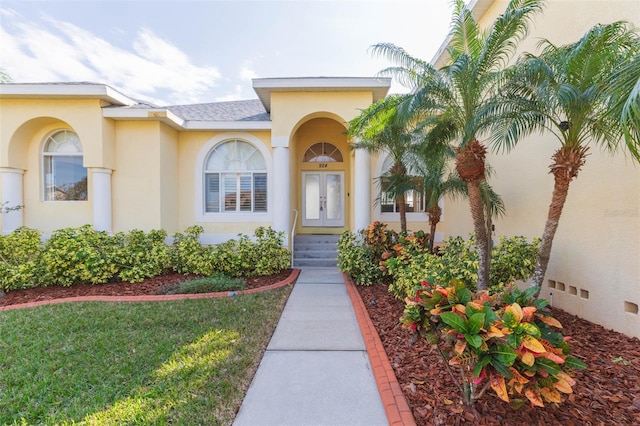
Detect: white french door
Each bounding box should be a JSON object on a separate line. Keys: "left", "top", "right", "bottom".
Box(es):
{"left": 302, "top": 171, "right": 344, "bottom": 227}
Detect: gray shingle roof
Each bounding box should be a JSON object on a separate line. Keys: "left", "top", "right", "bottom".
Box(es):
{"left": 167, "top": 99, "right": 269, "bottom": 122}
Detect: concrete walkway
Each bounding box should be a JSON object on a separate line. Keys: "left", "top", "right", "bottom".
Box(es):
{"left": 233, "top": 267, "right": 388, "bottom": 426}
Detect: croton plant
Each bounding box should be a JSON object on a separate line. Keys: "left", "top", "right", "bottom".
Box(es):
{"left": 401, "top": 278, "right": 587, "bottom": 408}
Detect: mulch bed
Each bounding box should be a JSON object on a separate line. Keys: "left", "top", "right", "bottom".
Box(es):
{"left": 0, "top": 269, "right": 293, "bottom": 308}
{"left": 356, "top": 282, "right": 640, "bottom": 425}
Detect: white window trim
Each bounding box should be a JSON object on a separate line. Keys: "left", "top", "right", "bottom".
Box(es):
{"left": 372, "top": 151, "right": 445, "bottom": 223}
{"left": 41, "top": 129, "right": 88, "bottom": 203}
{"left": 195, "top": 133, "right": 273, "bottom": 223}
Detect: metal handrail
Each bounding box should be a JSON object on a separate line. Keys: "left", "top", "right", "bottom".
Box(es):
{"left": 290, "top": 209, "right": 299, "bottom": 267}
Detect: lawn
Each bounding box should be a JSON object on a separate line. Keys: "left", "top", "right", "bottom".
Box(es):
{"left": 0, "top": 287, "right": 291, "bottom": 425}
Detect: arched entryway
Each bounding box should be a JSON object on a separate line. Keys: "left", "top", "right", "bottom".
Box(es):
{"left": 291, "top": 117, "right": 350, "bottom": 235}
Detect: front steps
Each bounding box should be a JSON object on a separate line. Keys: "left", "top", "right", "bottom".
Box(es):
{"left": 292, "top": 234, "right": 340, "bottom": 268}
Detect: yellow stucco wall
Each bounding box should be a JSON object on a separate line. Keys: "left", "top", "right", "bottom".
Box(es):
{"left": 440, "top": 0, "right": 640, "bottom": 337}
{"left": 112, "top": 121, "right": 164, "bottom": 231}
{"left": 270, "top": 91, "right": 373, "bottom": 142}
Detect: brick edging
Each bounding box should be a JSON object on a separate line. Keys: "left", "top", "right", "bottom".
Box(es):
{"left": 343, "top": 273, "right": 417, "bottom": 426}
{"left": 0, "top": 269, "right": 301, "bottom": 312}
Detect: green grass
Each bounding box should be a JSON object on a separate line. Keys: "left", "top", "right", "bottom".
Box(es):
{"left": 0, "top": 287, "right": 291, "bottom": 425}
{"left": 160, "top": 274, "right": 247, "bottom": 295}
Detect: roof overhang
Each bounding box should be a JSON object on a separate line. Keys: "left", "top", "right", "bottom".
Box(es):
{"left": 252, "top": 77, "right": 391, "bottom": 112}
{"left": 102, "top": 107, "right": 272, "bottom": 131}
{"left": 0, "top": 83, "right": 138, "bottom": 106}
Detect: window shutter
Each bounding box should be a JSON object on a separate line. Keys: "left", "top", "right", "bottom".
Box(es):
{"left": 205, "top": 173, "right": 220, "bottom": 212}
{"left": 254, "top": 173, "right": 267, "bottom": 212}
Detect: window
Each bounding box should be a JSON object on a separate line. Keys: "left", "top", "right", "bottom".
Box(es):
{"left": 379, "top": 155, "right": 425, "bottom": 213}
{"left": 204, "top": 140, "right": 267, "bottom": 213}
{"left": 303, "top": 142, "right": 343, "bottom": 163}
{"left": 43, "top": 130, "right": 87, "bottom": 201}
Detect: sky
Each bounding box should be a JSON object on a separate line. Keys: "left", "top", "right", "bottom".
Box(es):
{"left": 0, "top": 0, "right": 455, "bottom": 106}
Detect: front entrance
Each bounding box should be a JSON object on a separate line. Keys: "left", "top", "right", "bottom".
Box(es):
{"left": 301, "top": 171, "right": 344, "bottom": 227}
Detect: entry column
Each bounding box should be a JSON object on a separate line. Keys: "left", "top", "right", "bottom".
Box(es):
{"left": 354, "top": 147, "right": 371, "bottom": 230}
{"left": 1, "top": 168, "right": 24, "bottom": 234}
{"left": 91, "top": 168, "right": 112, "bottom": 233}
{"left": 272, "top": 145, "right": 291, "bottom": 246}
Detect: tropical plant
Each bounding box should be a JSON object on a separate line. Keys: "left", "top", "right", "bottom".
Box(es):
{"left": 371, "top": 0, "right": 544, "bottom": 289}
{"left": 401, "top": 278, "right": 586, "bottom": 409}
{"left": 494, "top": 21, "right": 640, "bottom": 291}
{"left": 349, "top": 94, "right": 421, "bottom": 233}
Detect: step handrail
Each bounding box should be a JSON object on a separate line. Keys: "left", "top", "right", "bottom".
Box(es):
{"left": 290, "top": 209, "right": 298, "bottom": 267}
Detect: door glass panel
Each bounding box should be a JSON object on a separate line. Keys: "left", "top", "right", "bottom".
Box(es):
{"left": 305, "top": 174, "right": 320, "bottom": 220}
{"left": 326, "top": 174, "right": 341, "bottom": 220}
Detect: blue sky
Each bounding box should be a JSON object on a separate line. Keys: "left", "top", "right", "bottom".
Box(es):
{"left": 0, "top": 0, "right": 454, "bottom": 105}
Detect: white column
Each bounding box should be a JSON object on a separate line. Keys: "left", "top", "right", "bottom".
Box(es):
{"left": 1, "top": 168, "right": 24, "bottom": 234}
{"left": 272, "top": 146, "right": 291, "bottom": 246}
{"left": 354, "top": 148, "right": 371, "bottom": 231}
{"left": 92, "top": 168, "right": 112, "bottom": 233}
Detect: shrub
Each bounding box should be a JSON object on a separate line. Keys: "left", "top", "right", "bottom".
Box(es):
{"left": 159, "top": 274, "right": 246, "bottom": 295}
{"left": 401, "top": 278, "right": 586, "bottom": 408}
{"left": 387, "top": 235, "right": 540, "bottom": 299}
{"left": 170, "top": 226, "right": 214, "bottom": 275}
{"left": 0, "top": 227, "right": 43, "bottom": 291}
{"left": 112, "top": 229, "right": 171, "bottom": 283}
{"left": 39, "top": 225, "right": 119, "bottom": 286}
{"left": 171, "top": 226, "right": 290, "bottom": 277}
{"left": 336, "top": 230, "right": 384, "bottom": 286}
{"left": 252, "top": 226, "right": 290, "bottom": 275}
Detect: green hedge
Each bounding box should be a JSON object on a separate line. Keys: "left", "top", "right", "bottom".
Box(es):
{"left": 0, "top": 225, "right": 291, "bottom": 291}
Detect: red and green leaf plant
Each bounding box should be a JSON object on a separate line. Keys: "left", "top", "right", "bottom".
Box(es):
{"left": 401, "top": 278, "right": 586, "bottom": 409}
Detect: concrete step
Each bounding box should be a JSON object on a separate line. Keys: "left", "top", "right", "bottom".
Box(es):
{"left": 294, "top": 250, "right": 338, "bottom": 259}
{"left": 294, "top": 242, "right": 338, "bottom": 251}
{"left": 294, "top": 234, "right": 341, "bottom": 244}
{"left": 293, "top": 258, "right": 338, "bottom": 267}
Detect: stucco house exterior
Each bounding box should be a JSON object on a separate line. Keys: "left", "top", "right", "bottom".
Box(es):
{"left": 0, "top": 0, "right": 638, "bottom": 338}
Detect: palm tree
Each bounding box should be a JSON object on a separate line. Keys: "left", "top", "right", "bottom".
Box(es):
{"left": 0, "top": 70, "right": 11, "bottom": 83}
{"left": 493, "top": 21, "right": 640, "bottom": 291}
{"left": 349, "top": 94, "right": 421, "bottom": 233}
{"left": 372, "top": 0, "right": 543, "bottom": 289}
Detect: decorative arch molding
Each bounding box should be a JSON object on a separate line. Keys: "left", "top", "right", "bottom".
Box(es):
{"left": 3, "top": 117, "right": 73, "bottom": 170}
{"left": 283, "top": 111, "right": 349, "bottom": 147}
{"left": 194, "top": 132, "right": 273, "bottom": 222}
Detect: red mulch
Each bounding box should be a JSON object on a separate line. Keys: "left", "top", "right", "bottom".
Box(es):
{"left": 0, "top": 269, "right": 293, "bottom": 308}
{"left": 356, "top": 283, "right": 640, "bottom": 426}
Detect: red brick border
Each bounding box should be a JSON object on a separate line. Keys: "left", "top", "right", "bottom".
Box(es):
{"left": 0, "top": 269, "right": 300, "bottom": 312}
{"left": 343, "top": 273, "right": 417, "bottom": 426}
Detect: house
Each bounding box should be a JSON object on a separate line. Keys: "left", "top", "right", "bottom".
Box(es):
{"left": 0, "top": 0, "right": 638, "bottom": 338}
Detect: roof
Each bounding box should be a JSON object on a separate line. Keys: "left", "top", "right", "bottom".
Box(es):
{"left": 167, "top": 99, "right": 269, "bottom": 121}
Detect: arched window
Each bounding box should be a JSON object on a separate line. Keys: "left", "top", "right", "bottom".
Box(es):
{"left": 43, "top": 130, "right": 87, "bottom": 201}
{"left": 204, "top": 140, "right": 267, "bottom": 213}
{"left": 380, "top": 155, "right": 425, "bottom": 213}
{"left": 303, "top": 142, "right": 343, "bottom": 163}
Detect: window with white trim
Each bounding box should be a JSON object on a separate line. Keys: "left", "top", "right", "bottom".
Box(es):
{"left": 379, "top": 155, "right": 425, "bottom": 213}
{"left": 204, "top": 140, "right": 267, "bottom": 213}
{"left": 43, "top": 130, "right": 87, "bottom": 201}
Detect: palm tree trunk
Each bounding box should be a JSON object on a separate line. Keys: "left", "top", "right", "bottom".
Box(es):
{"left": 531, "top": 176, "right": 571, "bottom": 292}
{"left": 427, "top": 204, "right": 442, "bottom": 254}
{"left": 467, "top": 179, "right": 490, "bottom": 290}
{"left": 397, "top": 193, "right": 408, "bottom": 233}
{"left": 532, "top": 145, "right": 588, "bottom": 295}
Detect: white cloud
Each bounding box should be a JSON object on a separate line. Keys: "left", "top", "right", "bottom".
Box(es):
{"left": 0, "top": 10, "right": 221, "bottom": 104}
